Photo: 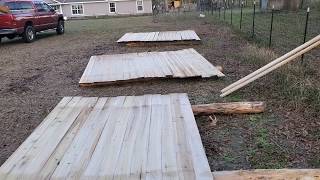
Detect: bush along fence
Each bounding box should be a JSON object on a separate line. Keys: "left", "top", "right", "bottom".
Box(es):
{"left": 203, "top": 0, "right": 320, "bottom": 64}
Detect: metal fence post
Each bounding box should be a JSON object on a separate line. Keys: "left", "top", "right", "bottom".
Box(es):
{"left": 231, "top": 0, "right": 233, "bottom": 25}
{"left": 301, "top": 7, "right": 310, "bottom": 63}
{"left": 252, "top": 0, "right": 256, "bottom": 38}
{"left": 224, "top": 6, "right": 226, "bottom": 20}
{"left": 211, "top": 0, "right": 213, "bottom": 15}
{"left": 240, "top": 1, "right": 243, "bottom": 29}
{"left": 269, "top": 5, "right": 274, "bottom": 47}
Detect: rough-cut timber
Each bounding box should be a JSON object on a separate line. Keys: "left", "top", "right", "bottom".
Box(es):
{"left": 117, "top": 30, "right": 201, "bottom": 43}
{"left": 0, "top": 94, "right": 213, "bottom": 180}
{"left": 79, "top": 48, "right": 225, "bottom": 86}
{"left": 212, "top": 169, "right": 320, "bottom": 180}
{"left": 192, "top": 101, "right": 266, "bottom": 115}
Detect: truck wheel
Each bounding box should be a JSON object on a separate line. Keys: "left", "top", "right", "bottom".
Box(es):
{"left": 23, "top": 25, "right": 36, "bottom": 43}
{"left": 56, "top": 20, "right": 64, "bottom": 35}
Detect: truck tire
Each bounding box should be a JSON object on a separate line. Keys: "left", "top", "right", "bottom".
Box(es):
{"left": 22, "top": 25, "right": 36, "bottom": 43}
{"left": 56, "top": 20, "right": 64, "bottom": 35}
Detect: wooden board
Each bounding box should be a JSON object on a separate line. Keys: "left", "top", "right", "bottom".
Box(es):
{"left": 79, "top": 48, "right": 225, "bottom": 86}
{"left": 0, "top": 94, "right": 213, "bottom": 180}
{"left": 212, "top": 169, "right": 320, "bottom": 180}
{"left": 117, "top": 30, "right": 201, "bottom": 43}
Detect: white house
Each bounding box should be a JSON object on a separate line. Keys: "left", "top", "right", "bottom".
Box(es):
{"left": 44, "top": 0, "right": 152, "bottom": 18}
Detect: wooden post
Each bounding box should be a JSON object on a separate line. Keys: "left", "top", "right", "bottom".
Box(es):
{"left": 192, "top": 101, "right": 266, "bottom": 115}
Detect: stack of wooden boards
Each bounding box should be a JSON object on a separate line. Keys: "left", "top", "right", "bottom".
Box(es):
{"left": 79, "top": 48, "right": 225, "bottom": 86}
{"left": 117, "top": 30, "right": 201, "bottom": 43}
{"left": 221, "top": 35, "right": 320, "bottom": 97}
{"left": 0, "top": 94, "right": 213, "bottom": 180}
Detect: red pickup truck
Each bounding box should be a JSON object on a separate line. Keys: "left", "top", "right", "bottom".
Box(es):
{"left": 0, "top": 0, "right": 64, "bottom": 43}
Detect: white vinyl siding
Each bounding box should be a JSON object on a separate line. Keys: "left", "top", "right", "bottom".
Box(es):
{"left": 71, "top": 4, "right": 83, "bottom": 15}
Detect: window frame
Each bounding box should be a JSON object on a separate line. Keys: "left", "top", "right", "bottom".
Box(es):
{"left": 109, "top": 2, "right": 116, "bottom": 13}
{"left": 136, "top": 0, "right": 143, "bottom": 12}
{"left": 34, "top": 1, "right": 51, "bottom": 13}
{"left": 4, "top": 1, "right": 33, "bottom": 12}
{"left": 71, "top": 4, "right": 84, "bottom": 15}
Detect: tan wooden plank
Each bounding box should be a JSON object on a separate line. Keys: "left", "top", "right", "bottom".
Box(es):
{"left": 0, "top": 97, "right": 73, "bottom": 178}
{"left": 175, "top": 49, "right": 203, "bottom": 76}
{"left": 83, "top": 96, "right": 135, "bottom": 179}
{"left": 81, "top": 96, "right": 127, "bottom": 178}
{"left": 79, "top": 48, "right": 225, "bottom": 86}
{"left": 172, "top": 49, "right": 200, "bottom": 77}
{"left": 146, "top": 32, "right": 156, "bottom": 41}
{"left": 144, "top": 95, "right": 164, "bottom": 180}
{"left": 1, "top": 94, "right": 212, "bottom": 180}
{"left": 152, "top": 32, "right": 160, "bottom": 41}
{"left": 170, "top": 94, "right": 196, "bottom": 180}
{"left": 178, "top": 94, "right": 213, "bottom": 180}
{"left": 168, "top": 50, "right": 194, "bottom": 77}
{"left": 117, "top": 33, "right": 132, "bottom": 43}
{"left": 180, "top": 30, "right": 189, "bottom": 41}
{"left": 161, "top": 95, "right": 179, "bottom": 179}
{"left": 187, "top": 30, "right": 201, "bottom": 40}
{"left": 187, "top": 48, "right": 225, "bottom": 77}
{"left": 38, "top": 98, "right": 99, "bottom": 179}
{"left": 0, "top": 97, "right": 98, "bottom": 179}
{"left": 118, "top": 30, "right": 200, "bottom": 43}
{"left": 212, "top": 169, "right": 320, "bottom": 180}
{"left": 129, "top": 95, "right": 153, "bottom": 180}
{"left": 50, "top": 98, "right": 111, "bottom": 179}
{"left": 112, "top": 96, "right": 146, "bottom": 180}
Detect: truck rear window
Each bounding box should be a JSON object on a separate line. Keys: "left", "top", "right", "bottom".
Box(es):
{"left": 5, "top": 1, "right": 33, "bottom": 11}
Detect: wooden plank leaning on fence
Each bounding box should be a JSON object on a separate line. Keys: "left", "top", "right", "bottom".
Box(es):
{"left": 192, "top": 101, "right": 265, "bottom": 115}
{"left": 220, "top": 35, "right": 320, "bottom": 97}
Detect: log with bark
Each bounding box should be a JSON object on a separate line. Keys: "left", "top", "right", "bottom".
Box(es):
{"left": 192, "top": 101, "right": 266, "bottom": 115}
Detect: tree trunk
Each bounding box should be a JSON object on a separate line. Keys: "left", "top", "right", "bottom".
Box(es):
{"left": 192, "top": 101, "right": 266, "bottom": 115}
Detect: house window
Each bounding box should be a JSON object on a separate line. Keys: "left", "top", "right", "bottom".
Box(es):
{"left": 51, "top": 5, "right": 60, "bottom": 12}
{"left": 72, "top": 4, "right": 83, "bottom": 15}
{"left": 137, "top": 0, "right": 143, "bottom": 11}
{"left": 109, "top": 2, "right": 115, "bottom": 13}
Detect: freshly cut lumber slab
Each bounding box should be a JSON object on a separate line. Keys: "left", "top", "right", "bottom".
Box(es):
{"left": 192, "top": 101, "right": 266, "bottom": 115}
{"left": 79, "top": 48, "right": 225, "bottom": 86}
{"left": 117, "top": 30, "right": 201, "bottom": 43}
{"left": 0, "top": 94, "right": 213, "bottom": 180}
{"left": 212, "top": 169, "right": 320, "bottom": 180}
